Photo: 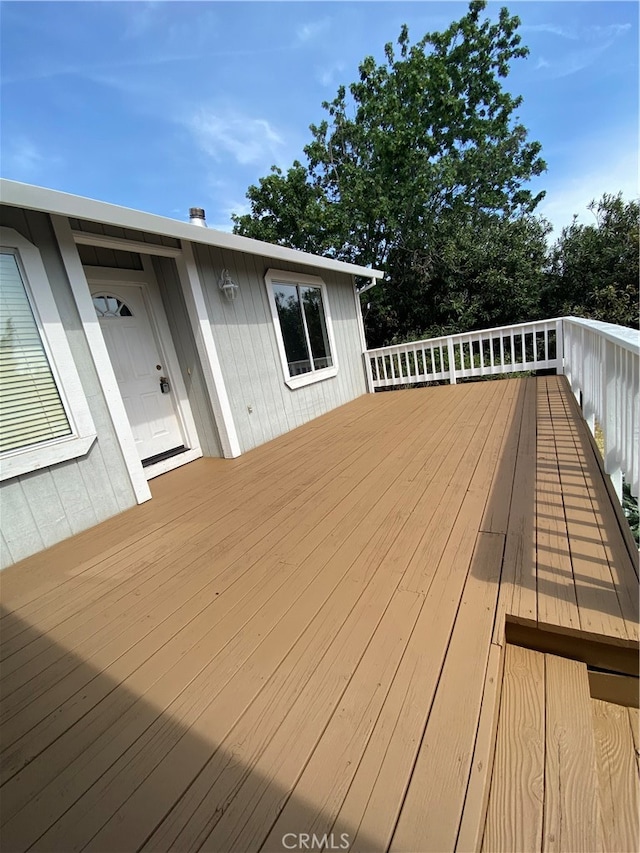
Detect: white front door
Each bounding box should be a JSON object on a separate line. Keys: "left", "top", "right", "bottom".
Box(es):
{"left": 89, "top": 280, "right": 185, "bottom": 463}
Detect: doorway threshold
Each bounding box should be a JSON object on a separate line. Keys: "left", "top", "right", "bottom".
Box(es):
{"left": 142, "top": 445, "right": 187, "bottom": 468}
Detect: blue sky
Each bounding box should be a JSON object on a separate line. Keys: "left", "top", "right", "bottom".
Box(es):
{"left": 1, "top": 1, "right": 638, "bottom": 236}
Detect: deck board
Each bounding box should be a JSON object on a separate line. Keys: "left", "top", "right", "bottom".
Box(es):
{"left": 482, "top": 644, "right": 545, "bottom": 853}
{"left": 542, "top": 653, "right": 604, "bottom": 852}
{"left": 535, "top": 379, "right": 581, "bottom": 633}
{"left": 1, "top": 375, "right": 637, "bottom": 853}
{"left": 492, "top": 377, "right": 537, "bottom": 640}
{"left": 390, "top": 532, "right": 505, "bottom": 853}
{"left": 591, "top": 698, "right": 639, "bottom": 852}
{"left": 1, "top": 387, "right": 465, "bottom": 829}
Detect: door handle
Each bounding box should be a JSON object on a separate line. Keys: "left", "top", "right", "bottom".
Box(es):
{"left": 159, "top": 376, "right": 170, "bottom": 394}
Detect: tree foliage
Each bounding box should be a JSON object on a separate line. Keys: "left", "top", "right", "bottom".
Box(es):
{"left": 233, "top": 2, "right": 636, "bottom": 345}
{"left": 375, "top": 212, "right": 551, "bottom": 342}
{"left": 542, "top": 194, "right": 639, "bottom": 329}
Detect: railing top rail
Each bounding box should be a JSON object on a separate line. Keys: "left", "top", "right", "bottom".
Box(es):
{"left": 366, "top": 317, "right": 559, "bottom": 355}
{"left": 563, "top": 316, "right": 640, "bottom": 355}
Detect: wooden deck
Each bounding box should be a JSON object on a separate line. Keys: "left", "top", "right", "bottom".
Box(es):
{"left": 1, "top": 375, "right": 638, "bottom": 852}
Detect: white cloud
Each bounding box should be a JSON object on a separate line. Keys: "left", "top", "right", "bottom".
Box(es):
{"left": 296, "top": 19, "right": 330, "bottom": 44}
{"left": 523, "top": 21, "right": 631, "bottom": 43}
{"left": 529, "top": 20, "right": 632, "bottom": 79}
{"left": 8, "top": 139, "right": 42, "bottom": 174}
{"left": 188, "top": 109, "right": 285, "bottom": 167}
{"left": 522, "top": 23, "right": 580, "bottom": 40}
{"left": 538, "top": 128, "right": 639, "bottom": 237}
{"left": 2, "top": 138, "right": 61, "bottom": 181}
{"left": 209, "top": 201, "right": 251, "bottom": 233}
{"left": 318, "top": 61, "right": 345, "bottom": 88}
{"left": 587, "top": 23, "right": 632, "bottom": 41}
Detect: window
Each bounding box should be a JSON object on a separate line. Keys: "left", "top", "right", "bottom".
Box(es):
{"left": 265, "top": 269, "right": 338, "bottom": 389}
{"left": 0, "top": 229, "right": 96, "bottom": 480}
{"left": 92, "top": 294, "right": 133, "bottom": 317}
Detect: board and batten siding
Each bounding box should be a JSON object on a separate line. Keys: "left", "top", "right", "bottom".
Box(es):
{"left": 193, "top": 243, "right": 367, "bottom": 453}
{"left": 0, "top": 207, "right": 136, "bottom": 568}
{"left": 151, "top": 256, "right": 222, "bottom": 458}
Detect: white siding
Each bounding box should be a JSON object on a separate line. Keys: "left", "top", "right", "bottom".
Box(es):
{"left": 0, "top": 207, "right": 136, "bottom": 568}
{"left": 193, "top": 244, "right": 367, "bottom": 453}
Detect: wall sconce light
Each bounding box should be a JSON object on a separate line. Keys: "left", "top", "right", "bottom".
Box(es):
{"left": 219, "top": 269, "right": 239, "bottom": 302}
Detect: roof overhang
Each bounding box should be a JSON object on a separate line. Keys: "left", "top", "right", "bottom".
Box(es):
{"left": 0, "top": 179, "right": 384, "bottom": 282}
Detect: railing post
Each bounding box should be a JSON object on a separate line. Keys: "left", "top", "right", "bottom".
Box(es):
{"left": 583, "top": 330, "right": 595, "bottom": 434}
{"left": 363, "top": 352, "right": 375, "bottom": 393}
{"left": 447, "top": 337, "right": 457, "bottom": 384}
{"left": 555, "top": 318, "right": 564, "bottom": 374}
{"left": 603, "top": 339, "right": 623, "bottom": 499}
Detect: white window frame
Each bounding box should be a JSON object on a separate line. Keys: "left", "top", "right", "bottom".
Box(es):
{"left": 0, "top": 228, "right": 96, "bottom": 480}
{"left": 264, "top": 268, "right": 339, "bottom": 390}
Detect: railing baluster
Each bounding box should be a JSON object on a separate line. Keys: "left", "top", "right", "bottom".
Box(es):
{"left": 544, "top": 326, "right": 549, "bottom": 363}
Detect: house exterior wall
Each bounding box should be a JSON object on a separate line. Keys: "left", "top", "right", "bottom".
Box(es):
{"left": 151, "top": 256, "right": 222, "bottom": 458}
{"left": 192, "top": 243, "right": 368, "bottom": 454}
{"left": 0, "top": 207, "right": 137, "bottom": 568}
{"left": 0, "top": 200, "right": 370, "bottom": 567}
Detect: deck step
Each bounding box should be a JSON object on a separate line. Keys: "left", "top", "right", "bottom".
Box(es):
{"left": 591, "top": 697, "right": 640, "bottom": 853}
{"left": 482, "top": 644, "right": 640, "bottom": 852}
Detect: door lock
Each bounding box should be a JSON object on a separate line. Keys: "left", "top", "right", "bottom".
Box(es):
{"left": 159, "top": 376, "right": 170, "bottom": 394}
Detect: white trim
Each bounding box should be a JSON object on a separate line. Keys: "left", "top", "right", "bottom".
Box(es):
{"left": 144, "top": 446, "right": 202, "bottom": 480}
{"left": 1, "top": 180, "right": 384, "bottom": 281}
{"left": 564, "top": 315, "right": 639, "bottom": 355}
{"left": 51, "top": 216, "right": 152, "bottom": 503}
{"left": 352, "top": 276, "right": 374, "bottom": 393}
{"left": 0, "top": 227, "right": 98, "bottom": 481}
{"left": 283, "top": 365, "right": 338, "bottom": 390}
{"left": 72, "top": 230, "right": 181, "bottom": 258}
{"left": 175, "top": 243, "right": 242, "bottom": 458}
{"left": 84, "top": 260, "right": 203, "bottom": 466}
{"left": 264, "top": 268, "right": 339, "bottom": 391}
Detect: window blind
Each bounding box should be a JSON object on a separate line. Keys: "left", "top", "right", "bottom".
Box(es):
{"left": 0, "top": 251, "right": 71, "bottom": 453}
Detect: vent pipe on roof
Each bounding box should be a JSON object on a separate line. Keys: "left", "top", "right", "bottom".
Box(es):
{"left": 189, "top": 207, "right": 207, "bottom": 227}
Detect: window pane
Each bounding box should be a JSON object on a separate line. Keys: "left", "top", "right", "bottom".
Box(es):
{"left": 273, "top": 283, "right": 311, "bottom": 375}
{"left": 301, "top": 286, "right": 333, "bottom": 370}
{"left": 0, "top": 253, "right": 71, "bottom": 453}
{"left": 92, "top": 294, "right": 133, "bottom": 318}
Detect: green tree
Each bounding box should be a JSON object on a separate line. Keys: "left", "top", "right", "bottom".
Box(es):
{"left": 374, "top": 212, "right": 551, "bottom": 343}
{"left": 233, "top": 161, "right": 332, "bottom": 255}
{"left": 542, "top": 193, "right": 639, "bottom": 329}
{"left": 234, "top": 1, "right": 547, "bottom": 345}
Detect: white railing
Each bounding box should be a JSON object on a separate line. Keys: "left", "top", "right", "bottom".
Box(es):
{"left": 367, "top": 319, "right": 561, "bottom": 389}
{"left": 563, "top": 317, "right": 639, "bottom": 499}
{"left": 366, "top": 316, "right": 639, "bottom": 498}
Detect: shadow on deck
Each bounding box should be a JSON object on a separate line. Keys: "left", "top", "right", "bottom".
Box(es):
{"left": 1, "top": 375, "right": 637, "bottom": 852}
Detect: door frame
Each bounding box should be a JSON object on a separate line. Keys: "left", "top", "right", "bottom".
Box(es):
{"left": 52, "top": 214, "right": 241, "bottom": 507}
{"left": 84, "top": 262, "right": 202, "bottom": 479}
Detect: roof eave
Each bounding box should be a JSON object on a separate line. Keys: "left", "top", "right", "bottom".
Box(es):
{"left": 0, "top": 179, "right": 384, "bottom": 281}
